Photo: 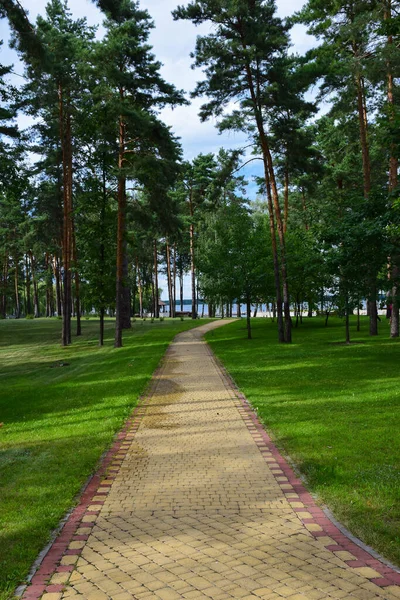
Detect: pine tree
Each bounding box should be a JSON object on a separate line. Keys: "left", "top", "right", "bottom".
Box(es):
{"left": 173, "top": 0, "right": 293, "bottom": 342}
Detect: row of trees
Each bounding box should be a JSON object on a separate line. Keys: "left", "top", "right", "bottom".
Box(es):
{"left": 1, "top": 0, "right": 400, "bottom": 346}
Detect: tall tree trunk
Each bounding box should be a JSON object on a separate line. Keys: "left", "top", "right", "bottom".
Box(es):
{"left": 72, "top": 224, "right": 81, "bottom": 336}
{"left": 115, "top": 109, "right": 128, "bottom": 347}
{"left": 53, "top": 256, "right": 62, "bottom": 317}
{"left": 166, "top": 240, "right": 173, "bottom": 318}
{"left": 179, "top": 267, "right": 184, "bottom": 312}
{"left": 242, "top": 50, "right": 290, "bottom": 342}
{"left": 173, "top": 243, "right": 177, "bottom": 317}
{"left": 1, "top": 259, "right": 8, "bottom": 319}
{"left": 189, "top": 191, "right": 196, "bottom": 319}
{"left": 99, "top": 307, "right": 105, "bottom": 347}
{"left": 137, "top": 259, "right": 143, "bottom": 318}
{"left": 265, "top": 173, "right": 284, "bottom": 341}
{"left": 385, "top": 0, "right": 400, "bottom": 338}
{"left": 154, "top": 239, "right": 159, "bottom": 318}
{"left": 45, "top": 253, "right": 50, "bottom": 318}
{"left": 355, "top": 70, "right": 371, "bottom": 198}
{"left": 283, "top": 158, "right": 289, "bottom": 235}
{"left": 246, "top": 297, "right": 252, "bottom": 340}
{"left": 59, "top": 83, "right": 72, "bottom": 346}
{"left": 369, "top": 290, "right": 379, "bottom": 336}
{"left": 25, "top": 253, "right": 31, "bottom": 315}
{"left": 14, "top": 257, "right": 20, "bottom": 318}
{"left": 345, "top": 291, "right": 350, "bottom": 345}
{"left": 29, "top": 252, "right": 39, "bottom": 318}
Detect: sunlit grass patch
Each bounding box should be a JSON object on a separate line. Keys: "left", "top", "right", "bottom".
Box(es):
{"left": 0, "top": 317, "right": 211, "bottom": 600}
{"left": 206, "top": 316, "right": 400, "bottom": 566}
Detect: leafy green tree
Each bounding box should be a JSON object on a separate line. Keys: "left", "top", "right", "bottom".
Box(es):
{"left": 174, "top": 0, "right": 295, "bottom": 342}
{"left": 92, "top": 0, "right": 185, "bottom": 346}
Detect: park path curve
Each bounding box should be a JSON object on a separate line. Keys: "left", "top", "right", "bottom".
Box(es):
{"left": 23, "top": 320, "right": 400, "bottom": 600}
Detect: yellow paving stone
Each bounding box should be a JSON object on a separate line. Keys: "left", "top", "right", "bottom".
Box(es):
{"left": 352, "top": 566, "right": 383, "bottom": 578}
{"left": 50, "top": 573, "right": 70, "bottom": 585}
{"left": 60, "top": 555, "right": 78, "bottom": 566}
{"left": 334, "top": 550, "right": 358, "bottom": 561}
{"left": 47, "top": 322, "right": 400, "bottom": 600}
{"left": 41, "top": 595, "right": 63, "bottom": 600}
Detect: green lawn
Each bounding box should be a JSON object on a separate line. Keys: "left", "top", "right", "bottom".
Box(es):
{"left": 205, "top": 316, "right": 400, "bottom": 567}
{"left": 0, "top": 317, "right": 211, "bottom": 600}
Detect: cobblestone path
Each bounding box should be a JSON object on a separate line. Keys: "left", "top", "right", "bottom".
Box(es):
{"left": 25, "top": 321, "right": 400, "bottom": 600}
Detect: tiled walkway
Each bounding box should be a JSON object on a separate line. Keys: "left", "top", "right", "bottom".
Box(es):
{"left": 22, "top": 321, "right": 400, "bottom": 600}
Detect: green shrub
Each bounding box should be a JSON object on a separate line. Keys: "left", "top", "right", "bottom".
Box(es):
{"left": 25, "top": 314, "right": 34, "bottom": 320}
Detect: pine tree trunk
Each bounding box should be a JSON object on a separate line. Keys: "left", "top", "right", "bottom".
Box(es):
{"left": 369, "top": 286, "right": 379, "bottom": 336}
{"left": 386, "top": 1, "right": 399, "bottom": 338}
{"left": 179, "top": 267, "right": 183, "bottom": 312}
{"left": 265, "top": 172, "right": 284, "bottom": 341}
{"left": 166, "top": 241, "right": 173, "bottom": 318}
{"left": 154, "top": 240, "right": 159, "bottom": 318}
{"left": 115, "top": 111, "right": 127, "bottom": 348}
{"left": 25, "top": 253, "right": 31, "bottom": 315}
{"left": 173, "top": 243, "right": 177, "bottom": 318}
{"left": 53, "top": 256, "right": 62, "bottom": 317}
{"left": 59, "top": 83, "right": 72, "bottom": 346}
{"left": 246, "top": 298, "right": 252, "bottom": 340}
{"left": 354, "top": 69, "right": 371, "bottom": 198}
{"left": 189, "top": 191, "right": 196, "bottom": 319}
{"left": 283, "top": 159, "right": 289, "bottom": 235}
{"left": 1, "top": 259, "right": 8, "bottom": 318}
{"left": 30, "top": 252, "right": 39, "bottom": 318}
{"left": 99, "top": 307, "right": 104, "bottom": 346}
{"left": 345, "top": 292, "right": 350, "bottom": 344}
{"left": 121, "top": 249, "right": 131, "bottom": 328}
{"left": 14, "top": 258, "right": 20, "bottom": 318}
{"left": 137, "top": 259, "right": 143, "bottom": 318}
{"left": 72, "top": 225, "right": 81, "bottom": 336}
{"left": 242, "top": 53, "right": 290, "bottom": 342}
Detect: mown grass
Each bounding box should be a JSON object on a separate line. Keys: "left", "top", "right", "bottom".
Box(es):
{"left": 0, "top": 317, "right": 211, "bottom": 600}
{"left": 205, "top": 316, "right": 400, "bottom": 567}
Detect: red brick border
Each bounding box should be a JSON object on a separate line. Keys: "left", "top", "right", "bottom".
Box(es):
{"left": 19, "top": 361, "right": 165, "bottom": 600}
{"left": 208, "top": 345, "right": 400, "bottom": 590}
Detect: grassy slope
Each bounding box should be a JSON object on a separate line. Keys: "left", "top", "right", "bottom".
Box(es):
{"left": 0, "top": 317, "right": 211, "bottom": 599}
{"left": 206, "top": 316, "right": 400, "bottom": 567}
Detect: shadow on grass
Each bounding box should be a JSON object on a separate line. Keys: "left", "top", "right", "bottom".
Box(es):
{"left": 205, "top": 316, "right": 400, "bottom": 566}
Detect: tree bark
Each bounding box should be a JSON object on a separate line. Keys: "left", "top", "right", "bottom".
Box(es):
{"left": 283, "top": 159, "right": 289, "bottom": 235}
{"left": 369, "top": 289, "right": 378, "bottom": 336}
{"left": 385, "top": 1, "right": 399, "bottom": 338}
{"left": 99, "top": 307, "right": 105, "bottom": 346}
{"left": 173, "top": 243, "right": 177, "bottom": 317}
{"left": 154, "top": 239, "right": 159, "bottom": 318}
{"left": 72, "top": 224, "right": 81, "bottom": 336}
{"left": 240, "top": 39, "right": 290, "bottom": 342}
{"left": 14, "top": 257, "right": 20, "bottom": 318}
{"left": 246, "top": 298, "right": 252, "bottom": 340}
{"left": 137, "top": 259, "right": 143, "bottom": 318}
{"left": 25, "top": 253, "right": 31, "bottom": 315}
{"left": 354, "top": 69, "right": 371, "bottom": 198}
{"left": 345, "top": 292, "right": 350, "bottom": 344}
{"left": 166, "top": 240, "right": 173, "bottom": 318}
{"left": 189, "top": 190, "right": 196, "bottom": 319}
{"left": 29, "top": 252, "right": 39, "bottom": 318}
{"left": 179, "top": 266, "right": 184, "bottom": 312}
{"left": 115, "top": 110, "right": 127, "bottom": 347}
{"left": 59, "top": 83, "right": 72, "bottom": 346}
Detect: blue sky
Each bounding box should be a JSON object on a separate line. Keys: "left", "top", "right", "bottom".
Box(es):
{"left": 0, "top": 0, "right": 316, "bottom": 300}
